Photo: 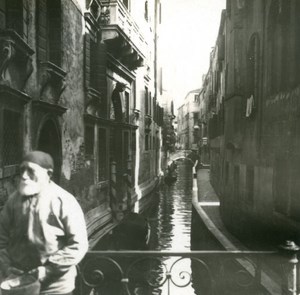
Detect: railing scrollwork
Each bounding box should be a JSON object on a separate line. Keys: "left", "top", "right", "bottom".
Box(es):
{"left": 76, "top": 248, "right": 300, "bottom": 295}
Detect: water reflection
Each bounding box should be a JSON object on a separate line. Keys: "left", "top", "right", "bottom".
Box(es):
{"left": 144, "top": 159, "right": 197, "bottom": 294}
{"left": 93, "top": 159, "right": 198, "bottom": 295}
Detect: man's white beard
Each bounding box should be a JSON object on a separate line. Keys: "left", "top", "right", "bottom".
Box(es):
{"left": 19, "top": 181, "right": 41, "bottom": 196}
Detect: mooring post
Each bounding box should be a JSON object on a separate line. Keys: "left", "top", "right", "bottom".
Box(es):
{"left": 279, "top": 240, "right": 300, "bottom": 295}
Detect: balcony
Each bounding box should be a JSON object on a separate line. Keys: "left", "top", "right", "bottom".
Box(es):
{"left": 75, "top": 245, "right": 299, "bottom": 294}
{"left": 99, "top": 0, "right": 146, "bottom": 70}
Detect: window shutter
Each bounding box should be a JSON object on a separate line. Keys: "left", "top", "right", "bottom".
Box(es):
{"left": 6, "top": 0, "right": 23, "bottom": 36}
{"left": 37, "top": 0, "right": 47, "bottom": 62}
{"left": 47, "top": 0, "right": 61, "bottom": 66}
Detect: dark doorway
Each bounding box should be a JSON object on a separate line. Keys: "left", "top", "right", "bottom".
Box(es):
{"left": 37, "top": 119, "right": 62, "bottom": 184}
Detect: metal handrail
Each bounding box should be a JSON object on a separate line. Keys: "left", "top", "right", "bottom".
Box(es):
{"left": 76, "top": 249, "right": 295, "bottom": 295}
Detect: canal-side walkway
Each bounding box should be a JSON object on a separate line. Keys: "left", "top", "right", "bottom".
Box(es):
{"left": 192, "top": 168, "right": 281, "bottom": 295}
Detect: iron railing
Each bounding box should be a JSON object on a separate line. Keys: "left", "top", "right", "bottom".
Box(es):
{"left": 75, "top": 243, "right": 300, "bottom": 295}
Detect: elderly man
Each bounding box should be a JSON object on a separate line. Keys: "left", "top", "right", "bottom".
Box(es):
{"left": 0, "top": 151, "right": 88, "bottom": 295}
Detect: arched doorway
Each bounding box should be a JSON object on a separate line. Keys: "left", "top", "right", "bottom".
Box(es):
{"left": 37, "top": 119, "right": 62, "bottom": 184}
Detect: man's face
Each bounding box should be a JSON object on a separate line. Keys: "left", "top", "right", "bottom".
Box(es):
{"left": 19, "top": 162, "right": 51, "bottom": 196}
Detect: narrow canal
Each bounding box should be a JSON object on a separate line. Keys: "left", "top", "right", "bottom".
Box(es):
{"left": 140, "top": 159, "right": 198, "bottom": 294}
{"left": 93, "top": 159, "right": 271, "bottom": 295}
{"left": 146, "top": 158, "right": 193, "bottom": 252}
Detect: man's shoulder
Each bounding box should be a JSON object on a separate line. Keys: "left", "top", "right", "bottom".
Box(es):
{"left": 50, "top": 182, "right": 79, "bottom": 203}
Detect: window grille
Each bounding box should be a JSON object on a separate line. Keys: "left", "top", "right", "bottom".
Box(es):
{"left": 3, "top": 110, "right": 22, "bottom": 166}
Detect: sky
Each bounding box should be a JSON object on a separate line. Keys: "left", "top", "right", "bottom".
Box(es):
{"left": 160, "top": 0, "right": 226, "bottom": 109}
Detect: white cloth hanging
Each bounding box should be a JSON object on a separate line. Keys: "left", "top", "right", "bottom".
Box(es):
{"left": 246, "top": 95, "right": 254, "bottom": 117}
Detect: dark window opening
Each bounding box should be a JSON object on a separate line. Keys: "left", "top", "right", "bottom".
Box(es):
{"left": 145, "top": 134, "right": 149, "bottom": 151}
{"left": 295, "top": 1, "right": 300, "bottom": 85}
{"left": 6, "top": 0, "right": 23, "bottom": 36}
{"left": 233, "top": 165, "right": 239, "bottom": 200}
{"left": 274, "top": 158, "right": 289, "bottom": 215}
{"left": 85, "top": 125, "right": 94, "bottom": 157}
{"left": 3, "top": 110, "right": 22, "bottom": 167}
{"left": 145, "top": 87, "right": 149, "bottom": 115}
{"left": 122, "top": 0, "right": 129, "bottom": 10}
{"left": 123, "top": 131, "right": 129, "bottom": 173}
{"left": 131, "top": 131, "right": 136, "bottom": 152}
{"left": 246, "top": 166, "right": 254, "bottom": 205}
{"left": 225, "top": 161, "right": 229, "bottom": 184}
{"left": 98, "top": 128, "right": 107, "bottom": 181}
{"left": 90, "top": 39, "right": 98, "bottom": 89}
{"left": 144, "top": 1, "right": 148, "bottom": 21}
{"left": 247, "top": 34, "right": 260, "bottom": 103}
{"left": 159, "top": 3, "right": 162, "bottom": 24}
{"left": 124, "top": 92, "right": 130, "bottom": 123}
{"left": 47, "top": 0, "right": 61, "bottom": 66}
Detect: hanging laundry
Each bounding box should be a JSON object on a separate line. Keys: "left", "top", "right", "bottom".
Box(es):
{"left": 246, "top": 95, "right": 254, "bottom": 117}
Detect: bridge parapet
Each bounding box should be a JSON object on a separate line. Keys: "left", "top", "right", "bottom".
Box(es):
{"left": 169, "top": 150, "right": 196, "bottom": 164}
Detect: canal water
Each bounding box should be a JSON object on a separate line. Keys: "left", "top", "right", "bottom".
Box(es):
{"left": 139, "top": 159, "right": 198, "bottom": 295}
{"left": 95, "top": 159, "right": 202, "bottom": 294}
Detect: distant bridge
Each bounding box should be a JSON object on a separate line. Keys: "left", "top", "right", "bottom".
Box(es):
{"left": 169, "top": 150, "right": 197, "bottom": 164}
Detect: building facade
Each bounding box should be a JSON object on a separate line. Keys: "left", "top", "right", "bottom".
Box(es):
{"left": 203, "top": 0, "right": 300, "bottom": 240}
{"left": 177, "top": 89, "right": 201, "bottom": 151}
{"left": 0, "top": 0, "right": 163, "bottom": 248}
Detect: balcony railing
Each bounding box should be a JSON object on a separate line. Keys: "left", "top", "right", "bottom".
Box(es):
{"left": 75, "top": 244, "right": 299, "bottom": 295}
{"left": 99, "top": 0, "right": 146, "bottom": 70}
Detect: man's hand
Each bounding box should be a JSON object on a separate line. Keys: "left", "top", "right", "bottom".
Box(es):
{"left": 28, "top": 266, "right": 47, "bottom": 282}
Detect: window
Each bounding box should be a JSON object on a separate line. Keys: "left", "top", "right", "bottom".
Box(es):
{"left": 123, "top": 131, "right": 129, "bottom": 173}
{"left": 246, "top": 166, "right": 254, "bottom": 205}
{"left": 122, "top": 0, "right": 129, "bottom": 10}
{"left": 90, "top": 39, "right": 98, "bottom": 90}
{"left": 145, "top": 134, "right": 149, "bottom": 151}
{"left": 144, "top": 1, "right": 148, "bottom": 21}
{"left": 233, "top": 165, "right": 240, "bottom": 200}
{"left": 98, "top": 128, "right": 108, "bottom": 181}
{"left": 131, "top": 131, "right": 136, "bottom": 152}
{"left": 85, "top": 125, "right": 94, "bottom": 157}
{"left": 124, "top": 92, "right": 130, "bottom": 123}
{"left": 273, "top": 157, "right": 289, "bottom": 215}
{"left": 193, "top": 112, "right": 199, "bottom": 125}
{"left": 247, "top": 34, "right": 260, "bottom": 99}
{"left": 145, "top": 87, "right": 149, "bottom": 115}
{"left": 3, "top": 110, "right": 22, "bottom": 167}
{"left": 295, "top": 1, "right": 300, "bottom": 85}
{"left": 268, "top": 0, "right": 291, "bottom": 93}
{"left": 47, "top": 0, "right": 61, "bottom": 66}
{"left": 159, "top": 3, "right": 162, "bottom": 24}
{"left": 225, "top": 161, "right": 229, "bottom": 184}
{"left": 149, "top": 92, "right": 152, "bottom": 116}
{"left": 6, "top": 0, "right": 23, "bottom": 36}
